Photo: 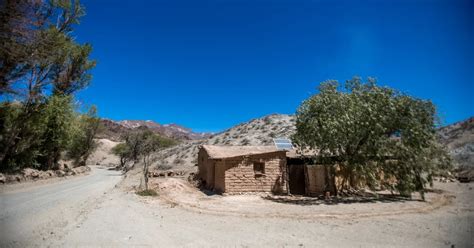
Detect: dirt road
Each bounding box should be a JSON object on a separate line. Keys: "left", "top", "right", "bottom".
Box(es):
{"left": 0, "top": 167, "right": 122, "bottom": 247}
{"left": 1, "top": 167, "right": 472, "bottom": 247}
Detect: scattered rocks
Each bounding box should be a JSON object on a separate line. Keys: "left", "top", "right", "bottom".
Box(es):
{"left": 7, "top": 174, "right": 22, "bottom": 182}
{"left": 149, "top": 170, "right": 186, "bottom": 178}
{"left": 2, "top": 165, "right": 90, "bottom": 184}
{"left": 72, "top": 166, "right": 90, "bottom": 174}
{"left": 56, "top": 170, "right": 66, "bottom": 177}
{"left": 22, "top": 168, "right": 40, "bottom": 179}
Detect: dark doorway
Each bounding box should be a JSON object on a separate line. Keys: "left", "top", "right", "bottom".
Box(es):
{"left": 288, "top": 164, "right": 306, "bottom": 195}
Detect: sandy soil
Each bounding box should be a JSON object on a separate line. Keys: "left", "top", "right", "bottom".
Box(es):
{"left": 148, "top": 178, "right": 456, "bottom": 219}
{"left": 54, "top": 180, "right": 473, "bottom": 247}
{"left": 86, "top": 138, "right": 120, "bottom": 166}
{"left": 1, "top": 166, "right": 472, "bottom": 247}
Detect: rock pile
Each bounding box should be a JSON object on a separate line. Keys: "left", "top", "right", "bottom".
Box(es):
{"left": 0, "top": 166, "right": 91, "bottom": 184}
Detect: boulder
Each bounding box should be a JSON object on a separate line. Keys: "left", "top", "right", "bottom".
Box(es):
{"left": 56, "top": 170, "right": 66, "bottom": 177}
{"left": 7, "top": 174, "right": 22, "bottom": 182}
{"left": 0, "top": 173, "right": 5, "bottom": 184}
{"left": 72, "top": 166, "right": 90, "bottom": 174}
{"left": 22, "top": 168, "right": 40, "bottom": 179}
{"left": 38, "top": 171, "right": 50, "bottom": 179}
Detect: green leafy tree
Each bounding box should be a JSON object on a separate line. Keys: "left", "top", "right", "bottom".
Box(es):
{"left": 0, "top": 102, "right": 45, "bottom": 171}
{"left": 37, "top": 94, "right": 74, "bottom": 170}
{"left": 68, "top": 106, "right": 101, "bottom": 166}
{"left": 1, "top": 0, "right": 94, "bottom": 97}
{"left": 292, "top": 77, "right": 451, "bottom": 198}
{"left": 0, "top": 0, "right": 96, "bottom": 172}
{"left": 111, "top": 143, "right": 132, "bottom": 170}
{"left": 122, "top": 130, "right": 148, "bottom": 164}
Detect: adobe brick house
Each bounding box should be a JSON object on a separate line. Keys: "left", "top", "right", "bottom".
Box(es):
{"left": 197, "top": 145, "right": 288, "bottom": 194}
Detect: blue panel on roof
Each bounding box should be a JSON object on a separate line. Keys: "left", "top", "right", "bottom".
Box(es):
{"left": 273, "top": 138, "right": 293, "bottom": 150}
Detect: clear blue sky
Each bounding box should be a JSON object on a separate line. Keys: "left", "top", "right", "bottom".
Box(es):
{"left": 75, "top": 0, "right": 473, "bottom": 132}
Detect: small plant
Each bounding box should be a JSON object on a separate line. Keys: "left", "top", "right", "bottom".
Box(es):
{"left": 136, "top": 189, "right": 158, "bottom": 196}
{"left": 157, "top": 164, "right": 173, "bottom": 170}
{"left": 173, "top": 158, "right": 184, "bottom": 164}
{"left": 263, "top": 116, "right": 272, "bottom": 125}
{"left": 241, "top": 138, "right": 251, "bottom": 145}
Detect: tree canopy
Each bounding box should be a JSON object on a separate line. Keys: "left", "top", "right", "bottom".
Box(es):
{"left": 0, "top": 0, "right": 97, "bottom": 172}
{"left": 292, "top": 77, "right": 451, "bottom": 197}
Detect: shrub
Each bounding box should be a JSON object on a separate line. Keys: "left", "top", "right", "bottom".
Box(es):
{"left": 136, "top": 189, "right": 158, "bottom": 196}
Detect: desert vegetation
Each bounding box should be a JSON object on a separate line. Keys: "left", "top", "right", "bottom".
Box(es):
{"left": 0, "top": 0, "right": 98, "bottom": 173}
{"left": 111, "top": 130, "right": 176, "bottom": 190}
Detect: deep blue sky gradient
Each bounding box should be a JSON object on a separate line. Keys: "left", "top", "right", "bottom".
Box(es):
{"left": 75, "top": 0, "right": 473, "bottom": 132}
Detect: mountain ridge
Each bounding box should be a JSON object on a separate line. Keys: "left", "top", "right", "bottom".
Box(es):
{"left": 97, "top": 114, "right": 474, "bottom": 171}
{"left": 96, "top": 119, "right": 213, "bottom": 141}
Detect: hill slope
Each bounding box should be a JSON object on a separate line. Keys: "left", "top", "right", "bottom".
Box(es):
{"left": 152, "top": 114, "right": 474, "bottom": 171}
{"left": 153, "top": 114, "right": 296, "bottom": 170}
{"left": 96, "top": 119, "right": 212, "bottom": 141}
{"left": 438, "top": 117, "right": 474, "bottom": 168}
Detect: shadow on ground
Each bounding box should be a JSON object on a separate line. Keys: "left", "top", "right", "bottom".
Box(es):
{"left": 263, "top": 193, "right": 424, "bottom": 206}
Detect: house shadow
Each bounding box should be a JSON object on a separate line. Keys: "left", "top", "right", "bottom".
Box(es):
{"left": 262, "top": 193, "right": 423, "bottom": 206}
{"left": 197, "top": 186, "right": 222, "bottom": 196}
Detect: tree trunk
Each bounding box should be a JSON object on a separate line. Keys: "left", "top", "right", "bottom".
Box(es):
{"left": 143, "top": 156, "right": 149, "bottom": 191}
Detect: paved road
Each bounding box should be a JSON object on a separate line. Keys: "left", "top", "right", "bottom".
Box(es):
{"left": 0, "top": 167, "right": 122, "bottom": 247}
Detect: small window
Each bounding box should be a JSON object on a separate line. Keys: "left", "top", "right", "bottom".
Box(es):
{"left": 253, "top": 162, "right": 265, "bottom": 176}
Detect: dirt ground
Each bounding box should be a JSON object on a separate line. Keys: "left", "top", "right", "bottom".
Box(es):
{"left": 1, "top": 166, "right": 473, "bottom": 247}
{"left": 148, "top": 177, "right": 456, "bottom": 219}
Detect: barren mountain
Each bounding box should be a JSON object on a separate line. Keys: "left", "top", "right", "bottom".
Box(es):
{"left": 96, "top": 119, "right": 212, "bottom": 141}
{"left": 153, "top": 114, "right": 296, "bottom": 170}
{"left": 438, "top": 117, "right": 474, "bottom": 169}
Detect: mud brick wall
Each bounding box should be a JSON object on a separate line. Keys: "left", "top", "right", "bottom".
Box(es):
{"left": 197, "top": 149, "right": 216, "bottom": 189}
{"left": 216, "top": 152, "right": 288, "bottom": 194}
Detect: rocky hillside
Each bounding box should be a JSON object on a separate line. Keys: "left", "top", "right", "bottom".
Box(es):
{"left": 96, "top": 119, "right": 212, "bottom": 141}
{"left": 152, "top": 114, "right": 474, "bottom": 171}
{"left": 438, "top": 117, "right": 474, "bottom": 169}
{"left": 153, "top": 114, "right": 296, "bottom": 170}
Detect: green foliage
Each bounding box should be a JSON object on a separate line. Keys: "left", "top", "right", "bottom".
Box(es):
{"left": 37, "top": 95, "right": 74, "bottom": 170}
{"left": 117, "top": 130, "right": 176, "bottom": 189}
{"left": 111, "top": 143, "right": 132, "bottom": 169}
{"left": 136, "top": 189, "right": 158, "bottom": 197}
{"left": 292, "top": 77, "right": 452, "bottom": 197}
{"left": 0, "top": 102, "right": 45, "bottom": 171}
{"left": 0, "top": 0, "right": 97, "bottom": 172}
{"left": 0, "top": 0, "right": 94, "bottom": 96}
{"left": 140, "top": 132, "right": 176, "bottom": 157}
{"left": 67, "top": 106, "right": 101, "bottom": 166}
